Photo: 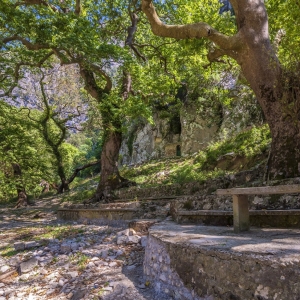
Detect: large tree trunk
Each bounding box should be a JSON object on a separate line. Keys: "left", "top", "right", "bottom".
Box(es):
{"left": 142, "top": 0, "right": 300, "bottom": 179}
{"left": 233, "top": 2, "right": 300, "bottom": 179}
{"left": 80, "top": 67, "right": 135, "bottom": 203}
{"left": 94, "top": 130, "right": 122, "bottom": 201}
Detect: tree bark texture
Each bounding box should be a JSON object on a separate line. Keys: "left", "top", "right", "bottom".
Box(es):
{"left": 80, "top": 67, "right": 135, "bottom": 202}
{"left": 142, "top": 0, "right": 300, "bottom": 179}
{"left": 11, "top": 163, "right": 28, "bottom": 208}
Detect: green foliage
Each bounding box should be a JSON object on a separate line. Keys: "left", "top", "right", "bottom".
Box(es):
{"left": 195, "top": 124, "right": 271, "bottom": 167}
{"left": 0, "top": 102, "right": 56, "bottom": 202}
{"left": 59, "top": 143, "right": 80, "bottom": 177}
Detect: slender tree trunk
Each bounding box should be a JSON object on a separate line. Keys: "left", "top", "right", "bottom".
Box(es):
{"left": 11, "top": 163, "right": 28, "bottom": 208}
{"left": 55, "top": 150, "right": 70, "bottom": 194}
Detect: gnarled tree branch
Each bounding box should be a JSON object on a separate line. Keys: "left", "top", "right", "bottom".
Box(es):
{"left": 141, "top": 0, "right": 242, "bottom": 51}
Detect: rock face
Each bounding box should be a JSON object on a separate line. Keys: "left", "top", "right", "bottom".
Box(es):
{"left": 180, "top": 103, "right": 218, "bottom": 156}
{"left": 119, "top": 95, "right": 263, "bottom": 166}
{"left": 120, "top": 110, "right": 216, "bottom": 166}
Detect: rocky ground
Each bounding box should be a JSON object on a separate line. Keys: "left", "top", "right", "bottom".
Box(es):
{"left": 0, "top": 199, "right": 172, "bottom": 300}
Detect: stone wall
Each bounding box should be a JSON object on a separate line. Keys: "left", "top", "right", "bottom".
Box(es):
{"left": 144, "top": 235, "right": 202, "bottom": 300}
{"left": 144, "top": 222, "right": 300, "bottom": 300}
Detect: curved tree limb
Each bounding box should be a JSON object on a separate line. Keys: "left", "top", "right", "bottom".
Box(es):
{"left": 90, "top": 64, "right": 113, "bottom": 93}
{"left": 141, "top": 0, "right": 242, "bottom": 51}
{"left": 125, "top": 12, "right": 146, "bottom": 62}
{"left": 65, "top": 160, "right": 100, "bottom": 186}
{"left": 3, "top": 35, "right": 50, "bottom": 50}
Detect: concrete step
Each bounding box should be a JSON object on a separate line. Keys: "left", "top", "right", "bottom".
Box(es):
{"left": 57, "top": 208, "right": 138, "bottom": 221}
{"left": 128, "top": 219, "right": 160, "bottom": 233}
{"left": 173, "top": 209, "right": 300, "bottom": 228}
{"left": 115, "top": 195, "right": 184, "bottom": 202}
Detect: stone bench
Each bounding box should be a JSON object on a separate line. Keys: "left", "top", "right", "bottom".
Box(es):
{"left": 216, "top": 184, "right": 300, "bottom": 232}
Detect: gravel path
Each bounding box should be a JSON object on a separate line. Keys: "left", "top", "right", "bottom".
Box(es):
{"left": 0, "top": 203, "right": 172, "bottom": 300}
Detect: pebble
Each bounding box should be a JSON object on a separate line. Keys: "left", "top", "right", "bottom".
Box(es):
{"left": 0, "top": 265, "right": 10, "bottom": 273}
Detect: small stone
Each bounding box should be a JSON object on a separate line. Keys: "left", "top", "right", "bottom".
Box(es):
{"left": 87, "top": 262, "right": 95, "bottom": 268}
{"left": 140, "top": 236, "right": 148, "bottom": 247}
{"left": 40, "top": 269, "right": 48, "bottom": 275}
{"left": 19, "top": 257, "right": 38, "bottom": 273}
{"left": 14, "top": 242, "right": 25, "bottom": 251}
{"left": 91, "top": 257, "right": 99, "bottom": 261}
{"left": 58, "top": 279, "right": 65, "bottom": 286}
{"left": 115, "top": 250, "right": 124, "bottom": 257}
{"left": 70, "top": 243, "right": 79, "bottom": 251}
{"left": 127, "top": 265, "right": 136, "bottom": 270}
{"left": 138, "top": 284, "right": 146, "bottom": 289}
{"left": 109, "top": 262, "right": 117, "bottom": 267}
{"left": 159, "top": 274, "right": 166, "bottom": 281}
{"left": 70, "top": 289, "right": 86, "bottom": 300}
{"left": 61, "top": 243, "right": 71, "bottom": 253}
{"left": 25, "top": 241, "right": 39, "bottom": 249}
{"left": 46, "top": 289, "right": 55, "bottom": 295}
{"left": 101, "top": 249, "right": 108, "bottom": 258}
{"left": 67, "top": 271, "right": 78, "bottom": 278}
{"left": 126, "top": 235, "right": 140, "bottom": 244}
{"left": 0, "top": 265, "right": 10, "bottom": 273}
{"left": 116, "top": 236, "right": 127, "bottom": 245}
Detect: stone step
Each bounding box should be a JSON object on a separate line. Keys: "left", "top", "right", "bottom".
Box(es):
{"left": 173, "top": 209, "right": 300, "bottom": 228}
{"left": 128, "top": 219, "right": 160, "bottom": 233}
{"left": 115, "top": 195, "right": 184, "bottom": 202}
{"left": 57, "top": 208, "right": 138, "bottom": 221}
{"left": 98, "top": 202, "right": 140, "bottom": 209}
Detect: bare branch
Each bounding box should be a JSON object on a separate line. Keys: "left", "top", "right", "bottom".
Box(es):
{"left": 141, "top": 0, "right": 242, "bottom": 51}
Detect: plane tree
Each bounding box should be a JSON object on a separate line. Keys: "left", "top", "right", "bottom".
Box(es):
{"left": 0, "top": 0, "right": 150, "bottom": 201}
{"left": 142, "top": 0, "right": 300, "bottom": 179}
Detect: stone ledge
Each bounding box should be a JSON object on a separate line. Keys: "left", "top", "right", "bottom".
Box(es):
{"left": 144, "top": 222, "right": 300, "bottom": 300}
{"left": 57, "top": 208, "right": 138, "bottom": 221}
{"left": 174, "top": 209, "right": 300, "bottom": 228}
{"left": 177, "top": 209, "right": 300, "bottom": 216}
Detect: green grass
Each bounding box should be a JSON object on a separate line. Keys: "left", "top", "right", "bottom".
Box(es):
{"left": 68, "top": 252, "right": 89, "bottom": 271}
{"left": 36, "top": 225, "right": 85, "bottom": 241}
{"left": 0, "top": 245, "right": 18, "bottom": 258}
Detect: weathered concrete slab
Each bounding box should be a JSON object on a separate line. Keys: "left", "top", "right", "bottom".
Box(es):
{"left": 144, "top": 222, "right": 300, "bottom": 300}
